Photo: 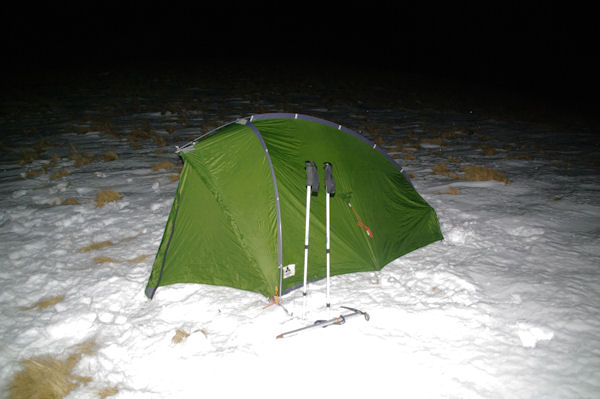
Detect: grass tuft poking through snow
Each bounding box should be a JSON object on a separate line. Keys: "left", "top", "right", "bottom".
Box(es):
{"left": 92, "top": 256, "right": 119, "bottom": 264}
{"left": 171, "top": 329, "right": 190, "bottom": 344}
{"left": 19, "top": 296, "right": 65, "bottom": 311}
{"left": 102, "top": 151, "right": 119, "bottom": 162}
{"left": 8, "top": 340, "right": 96, "bottom": 399}
{"left": 433, "top": 162, "right": 509, "bottom": 183}
{"left": 77, "top": 241, "right": 114, "bottom": 252}
{"left": 153, "top": 160, "right": 176, "bottom": 171}
{"left": 95, "top": 190, "right": 122, "bottom": 207}
{"left": 98, "top": 386, "right": 119, "bottom": 398}
{"left": 460, "top": 164, "right": 509, "bottom": 183}
{"left": 127, "top": 254, "right": 150, "bottom": 263}
{"left": 50, "top": 168, "right": 70, "bottom": 181}
{"left": 438, "top": 186, "right": 461, "bottom": 195}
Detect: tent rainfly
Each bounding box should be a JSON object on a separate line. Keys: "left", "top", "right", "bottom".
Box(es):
{"left": 145, "top": 113, "right": 443, "bottom": 300}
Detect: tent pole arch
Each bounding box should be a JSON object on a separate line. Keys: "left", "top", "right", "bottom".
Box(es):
{"left": 248, "top": 113, "right": 414, "bottom": 186}
{"left": 244, "top": 120, "right": 285, "bottom": 294}
{"left": 179, "top": 113, "right": 413, "bottom": 187}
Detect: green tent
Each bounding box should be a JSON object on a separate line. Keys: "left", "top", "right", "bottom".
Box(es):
{"left": 145, "top": 113, "right": 442, "bottom": 299}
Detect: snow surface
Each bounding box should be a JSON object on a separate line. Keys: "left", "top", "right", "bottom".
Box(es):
{"left": 1, "top": 80, "right": 599, "bottom": 399}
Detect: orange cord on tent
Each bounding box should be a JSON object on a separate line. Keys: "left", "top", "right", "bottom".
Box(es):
{"left": 264, "top": 286, "right": 280, "bottom": 309}
{"left": 348, "top": 203, "right": 374, "bottom": 238}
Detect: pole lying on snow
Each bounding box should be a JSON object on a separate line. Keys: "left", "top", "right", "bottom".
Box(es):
{"left": 276, "top": 306, "right": 370, "bottom": 339}
{"left": 323, "top": 162, "right": 335, "bottom": 308}
{"left": 303, "top": 161, "right": 319, "bottom": 296}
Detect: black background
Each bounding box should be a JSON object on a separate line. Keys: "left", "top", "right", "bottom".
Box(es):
{"left": 2, "top": 3, "right": 598, "bottom": 123}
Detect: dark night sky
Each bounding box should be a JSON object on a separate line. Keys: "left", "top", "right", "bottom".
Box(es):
{"left": 2, "top": 3, "right": 598, "bottom": 117}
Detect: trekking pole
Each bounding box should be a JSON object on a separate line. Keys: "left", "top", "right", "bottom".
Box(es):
{"left": 276, "top": 306, "right": 369, "bottom": 339}
{"left": 323, "top": 162, "right": 335, "bottom": 308}
{"left": 303, "top": 161, "right": 319, "bottom": 296}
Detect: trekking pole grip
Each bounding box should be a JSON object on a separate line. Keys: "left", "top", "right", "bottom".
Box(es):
{"left": 305, "top": 161, "right": 319, "bottom": 193}
{"left": 324, "top": 162, "right": 335, "bottom": 194}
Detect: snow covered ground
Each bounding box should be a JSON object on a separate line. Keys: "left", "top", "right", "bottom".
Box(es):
{"left": 1, "top": 71, "right": 599, "bottom": 398}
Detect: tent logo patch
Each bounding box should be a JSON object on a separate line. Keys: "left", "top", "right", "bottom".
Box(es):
{"left": 283, "top": 264, "right": 295, "bottom": 279}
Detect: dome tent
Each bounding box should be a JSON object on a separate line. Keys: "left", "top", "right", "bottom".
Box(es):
{"left": 145, "top": 113, "right": 442, "bottom": 300}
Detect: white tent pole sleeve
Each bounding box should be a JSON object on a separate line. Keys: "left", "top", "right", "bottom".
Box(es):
{"left": 303, "top": 185, "right": 311, "bottom": 296}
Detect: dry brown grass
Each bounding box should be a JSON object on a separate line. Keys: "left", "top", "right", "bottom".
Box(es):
{"left": 44, "top": 156, "right": 60, "bottom": 172}
{"left": 433, "top": 162, "right": 509, "bottom": 184}
{"left": 429, "top": 126, "right": 472, "bottom": 140}
{"left": 32, "top": 138, "right": 55, "bottom": 153}
{"left": 172, "top": 329, "right": 190, "bottom": 344}
{"left": 438, "top": 187, "right": 461, "bottom": 195}
{"left": 77, "top": 241, "right": 114, "bottom": 253}
{"left": 432, "top": 163, "right": 455, "bottom": 178}
{"left": 8, "top": 339, "right": 96, "bottom": 399}
{"left": 153, "top": 148, "right": 170, "bottom": 154}
{"left": 120, "top": 234, "right": 139, "bottom": 242}
{"left": 171, "top": 328, "right": 208, "bottom": 344}
{"left": 128, "top": 121, "right": 156, "bottom": 142}
{"left": 357, "top": 123, "right": 395, "bottom": 137}
{"left": 127, "top": 254, "right": 150, "bottom": 263}
{"left": 461, "top": 165, "right": 509, "bottom": 184}
{"left": 20, "top": 295, "right": 65, "bottom": 311}
{"left": 422, "top": 137, "right": 445, "bottom": 146}
{"left": 153, "top": 160, "right": 176, "bottom": 171}
{"left": 152, "top": 135, "right": 168, "bottom": 147}
{"left": 373, "top": 136, "right": 386, "bottom": 146}
{"left": 61, "top": 198, "right": 80, "bottom": 205}
{"left": 506, "top": 153, "right": 534, "bottom": 160}
{"left": 25, "top": 169, "right": 44, "bottom": 178}
{"left": 475, "top": 145, "right": 498, "bottom": 156}
{"left": 73, "top": 156, "right": 94, "bottom": 168}
{"left": 93, "top": 256, "right": 119, "bottom": 264}
{"left": 92, "top": 120, "right": 119, "bottom": 138}
{"left": 95, "top": 190, "right": 122, "bottom": 207}
{"left": 102, "top": 151, "right": 119, "bottom": 162}
{"left": 19, "top": 150, "right": 41, "bottom": 165}
{"left": 98, "top": 386, "right": 119, "bottom": 398}
{"left": 50, "top": 168, "right": 70, "bottom": 180}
